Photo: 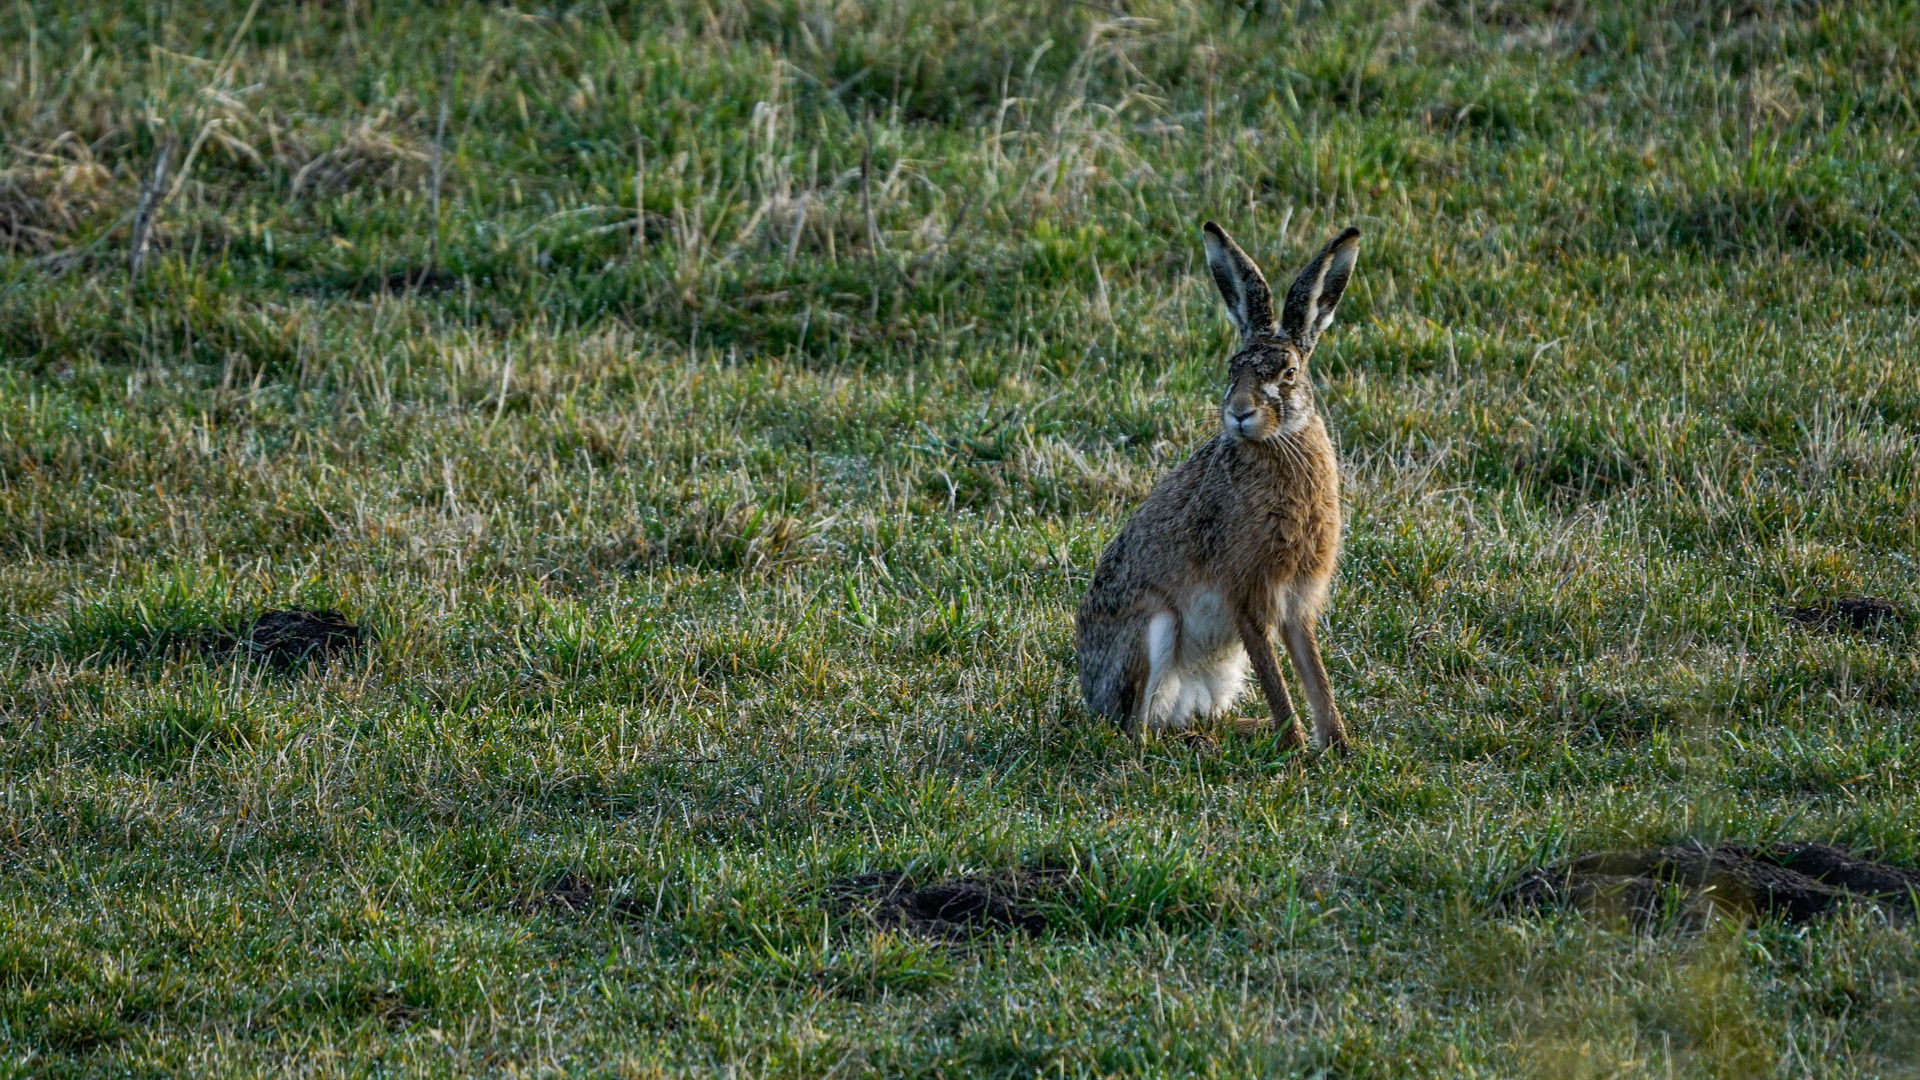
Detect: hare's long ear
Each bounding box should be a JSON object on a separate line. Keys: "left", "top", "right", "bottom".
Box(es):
{"left": 1281, "top": 227, "right": 1361, "bottom": 351}
{"left": 1202, "top": 221, "right": 1275, "bottom": 341}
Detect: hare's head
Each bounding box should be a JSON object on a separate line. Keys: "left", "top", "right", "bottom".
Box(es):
{"left": 1202, "top": 221, "right": 1360, "bottom": 444}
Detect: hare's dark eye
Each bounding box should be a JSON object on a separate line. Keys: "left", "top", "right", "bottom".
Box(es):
{"left": 1283, "top": 367, "right": 1297, "bottom": 380}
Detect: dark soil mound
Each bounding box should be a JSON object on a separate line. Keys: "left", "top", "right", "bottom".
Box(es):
{"left": 528, "top": 872, "right": 599, "bottom": 915}
{"left": 1783, "top": 597, "right": 1907, "bottom": 631}
{"left": 293, "top": 266, "right": 460, "bottom": 298}
{"left": 823, "top": 869, "right": 1065, "bottom": 939}
{"left": 235, "top": 608, "right": 367, "bottom": 667}
{"left": 1504, "top": 842, "right": 1920, "bottom": 929}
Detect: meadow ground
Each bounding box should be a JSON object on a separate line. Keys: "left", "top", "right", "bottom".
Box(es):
{"left": 3, "top": 1, "right": 1919, "bottom": 1075}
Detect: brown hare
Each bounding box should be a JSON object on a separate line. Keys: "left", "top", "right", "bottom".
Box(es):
{"left": 1076, "top": 221, "right": 1358, "bottom": 751}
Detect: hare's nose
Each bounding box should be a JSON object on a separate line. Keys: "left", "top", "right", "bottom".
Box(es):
{"left": 1229, "top": 404, "right": 1258, "bottom": 422}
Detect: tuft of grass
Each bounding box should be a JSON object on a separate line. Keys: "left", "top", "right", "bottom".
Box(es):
{"left": 2, "top": 0, "right": 1919, "bottom": 1075}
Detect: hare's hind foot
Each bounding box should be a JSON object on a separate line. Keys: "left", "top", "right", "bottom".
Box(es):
{"left": 1231, "top": 715, "right": 1309, "bottom": 748}
{"left": 1169, "top": 728, "right": 1220, "bottom": 753}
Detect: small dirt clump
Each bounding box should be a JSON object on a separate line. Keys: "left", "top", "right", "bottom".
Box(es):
{"left": 1503, "top": 841, "right": 1920, "bottom": 930}
{"left": 527, "top": 872, "right": 599, "bottom": 915}
{"left": 237, "top": 609, "right": 367, "bottom": 667}
{"left": 1783, "top": 597, "right": 1907, "bottom": 632}
{"left": 823, "top": 869, "right": 1064, "bottom": 939}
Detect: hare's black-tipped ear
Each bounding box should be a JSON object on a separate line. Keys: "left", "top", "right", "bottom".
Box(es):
{"left": 1281, "top": 227, "right": 1361, "bottom": 351}
{"left": 1202, "top": 220, "right": 1275, "bottom": 341}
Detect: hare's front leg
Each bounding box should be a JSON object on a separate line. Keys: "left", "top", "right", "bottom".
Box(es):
{"left": 1281, "top": 620, "right": 1350, "bottom": 753}
{"left": 1234, "top": 611, "right": 1308, "bottom": 749}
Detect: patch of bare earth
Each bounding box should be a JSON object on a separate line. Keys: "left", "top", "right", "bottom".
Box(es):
{"left": 1504, "top": 842, "right": 1920, "bottom": 929}
{"left": 823, "top": 868, "right": 1071, "bottom": 939}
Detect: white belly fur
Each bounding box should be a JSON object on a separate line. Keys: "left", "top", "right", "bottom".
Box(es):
{"left": 1140, "top": 588, "right": 1256, "bottom": 732}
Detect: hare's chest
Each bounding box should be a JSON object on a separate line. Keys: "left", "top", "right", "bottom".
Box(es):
{"left": 1178, "top": 587, "right": 1241, "bottom": 658}
{"left": 1177, "top": 571, "right": 1299, "bottom": 650}
{"left": 1251, "top": 569, "right": 1315, "bottom": 628}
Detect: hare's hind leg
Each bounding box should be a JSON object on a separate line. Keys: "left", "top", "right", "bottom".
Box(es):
{"left": 1233, "top": 610, "right": 1307, "bottom": 749}
{"left": 1281, "top": 619, "right": 1349, "bottom": 753}
{"left": 1127, "top": 612, "right": 1180, "bottom": 740}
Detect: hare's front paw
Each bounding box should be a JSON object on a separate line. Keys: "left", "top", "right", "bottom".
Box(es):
{"left": 1316, "top": 720, "right": 1353, "bottom": 756}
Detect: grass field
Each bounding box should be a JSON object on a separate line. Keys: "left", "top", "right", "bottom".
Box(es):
{"left": 4, "top": 0, "right": 1920, "bottom": 1075}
